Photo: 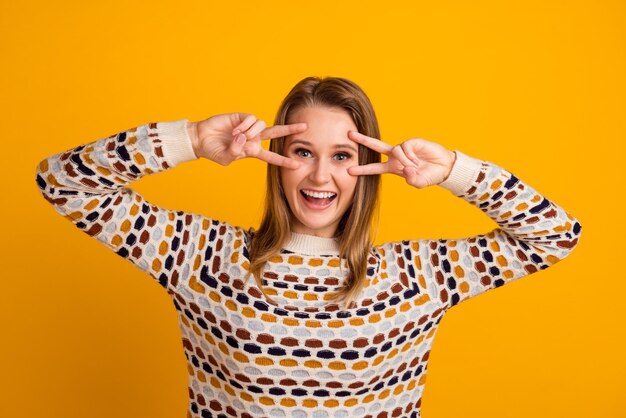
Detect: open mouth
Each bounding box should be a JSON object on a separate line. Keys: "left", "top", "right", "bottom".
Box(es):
{"left": 300, "top": 189, "right": 337, "bottom": 206}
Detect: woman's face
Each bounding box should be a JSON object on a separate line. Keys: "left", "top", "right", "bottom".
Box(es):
{"left": 281, "top": 106, "right": 359, "bottom": 238}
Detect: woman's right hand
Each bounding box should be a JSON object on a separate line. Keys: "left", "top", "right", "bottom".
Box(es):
{"left": 188, "top": 113, "right": 307, "bottom": 169}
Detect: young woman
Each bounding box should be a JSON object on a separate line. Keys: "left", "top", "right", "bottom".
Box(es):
{"left": 36, "top": 76, "right": 582, "bottom": 418}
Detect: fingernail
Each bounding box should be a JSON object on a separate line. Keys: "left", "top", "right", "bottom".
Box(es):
{"left": 232, "top": 129, "right": 241, "bottom": 136}
{"left": 235, "top": 133, "right": 246, "bottom": 144}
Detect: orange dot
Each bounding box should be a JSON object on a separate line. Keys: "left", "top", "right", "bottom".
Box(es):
{"left": 281, "top": 398, "right": 297, "bottom": 407}
{"left": 303, "top": 399, "right": 318, "bottom": 408}
{"left": 328, "top": 361, "right": 346, "bottom": 370}
{"left": 459, "top": 281, "right": 469, "bottom": 293}
{"left": 304, "top": 360, "right": 322, "bottom": 368}
{"left": 189, "top": 277, "right": 205, "bottom": 294}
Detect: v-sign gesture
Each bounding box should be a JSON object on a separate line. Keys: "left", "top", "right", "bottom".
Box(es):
{"left": 189, "top": 113, "right": 308, "bottom": 169}
{"left": 347, "top": 131, "right": 457, "bottom": 189}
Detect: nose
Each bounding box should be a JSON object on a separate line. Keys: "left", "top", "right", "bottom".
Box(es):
{"left": 309, "top": 158, "right": 332, "bottom": 184}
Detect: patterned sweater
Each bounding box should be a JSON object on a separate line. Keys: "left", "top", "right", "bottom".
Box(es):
{"left": 36, "top": 119, "right": 582, "bottom": 418}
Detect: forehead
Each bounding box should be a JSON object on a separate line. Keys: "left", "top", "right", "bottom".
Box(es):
{"left": 286, "top": 106, "right": 358, "bottom": 146}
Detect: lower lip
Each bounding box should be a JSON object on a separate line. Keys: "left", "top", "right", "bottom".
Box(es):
{"left": 299, "top": 192, "right": 336, "bottom": 210}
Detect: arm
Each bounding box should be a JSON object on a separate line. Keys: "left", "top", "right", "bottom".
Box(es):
{"left": 35, "top": 115, "right": 308, "bottom": 293}
{"left": 348, "top": 132, "right": 582, "bottom": 309}
{"left": 35, "top": 119, "right": 221, "bottom": 293}
{"left": 378, "top": 150, "right": 581, "bottom": 308}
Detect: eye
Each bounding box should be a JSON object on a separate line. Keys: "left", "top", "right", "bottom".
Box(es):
{"left": 294, "top": 148, "right": 312, "bottom": 158}
{"left": 333, "top": 152, "right": 352, "bottom": 161}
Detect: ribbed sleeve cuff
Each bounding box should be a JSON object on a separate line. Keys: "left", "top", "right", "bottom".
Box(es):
{"left": 437, "top": 151, "right": 484, "bottom": 196}
{"left": 157, "top": 119, "right": 199, "bottom": 167}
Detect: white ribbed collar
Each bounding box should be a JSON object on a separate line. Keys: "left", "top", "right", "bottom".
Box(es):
{"left": 283, "top": 232, "right": 340, "bottom": 256}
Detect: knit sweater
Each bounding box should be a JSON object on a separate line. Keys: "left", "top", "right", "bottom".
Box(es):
{"left": 36, "top": 119, "right": 582, "bottom": 418}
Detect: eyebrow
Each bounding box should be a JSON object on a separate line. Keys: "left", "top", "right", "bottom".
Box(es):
{"left": 289, "top": 139, "right": 358, "bottom": 153}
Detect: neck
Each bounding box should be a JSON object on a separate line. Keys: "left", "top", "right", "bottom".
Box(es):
{"left": 283, "top": 231, "right": 340, "bottom": 256}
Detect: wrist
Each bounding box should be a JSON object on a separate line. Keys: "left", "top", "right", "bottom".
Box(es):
{"left": 442, "top": 150, "right": 457, "bottom": 182}
{"left": 438, "top": 151, "right": 483, "bottom": 196}
{"left": 187, "top": 121, "right": 199, "bottom": 157}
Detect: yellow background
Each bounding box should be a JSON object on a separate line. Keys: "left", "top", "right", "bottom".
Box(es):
{"left": 1, "top": 1, "right": 623, "bottom": 417}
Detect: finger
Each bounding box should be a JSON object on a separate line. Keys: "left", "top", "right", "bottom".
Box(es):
{"left": 400, "top": 141, "right": 422, "bottom": 166}
{"left": 347, "top": 131, "right": 393, "bottom": 154}
{"left": 403, "top": 166, "right": 428, "bottom": 189}
{"left": 245, "top": 119, "right": 267, "bottom": 139}
{"left": 232, "top": 114, "right": 256, "bottom": 135}
{"left": 229, "top": 133, "right": 247, "bottom": 157}
{"left": 256, "top": 148, "right": 301, "bottom": 169}
{"left": 347, "top": 162, "right": 389, "bottom": 176}
{"left": 259, "top": 123, "right": 308, "bottom": 140}
{"left": 404, "top": 165, "right": 442, "bottom": 189}
{"left": 417, "top": 164, "right": 446, "bottom": 186}
{"left": 391, "top": 144, "right": 417, "bottom": 169}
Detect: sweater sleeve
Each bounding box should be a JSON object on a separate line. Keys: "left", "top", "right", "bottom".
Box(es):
{"left": 374, "top": 151, "right": 582, "bottom": 309}
{"left": 35, "top": 119, "right": 236, "bottom": 294}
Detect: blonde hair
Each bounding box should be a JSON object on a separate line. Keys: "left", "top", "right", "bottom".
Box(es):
{"left": 248, "top": 76, "right": 382, "bottom": 309}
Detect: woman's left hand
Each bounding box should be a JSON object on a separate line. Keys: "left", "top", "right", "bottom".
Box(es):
{"left": 347, "top": 131, "right": 457, "bottom": 189}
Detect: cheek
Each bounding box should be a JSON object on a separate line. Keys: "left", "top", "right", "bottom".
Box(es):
{"left": 339, "top": 172, "right": 358, "bottom": 196}
{"left": 280, "top": 169, "right": 304, "bottom": 193}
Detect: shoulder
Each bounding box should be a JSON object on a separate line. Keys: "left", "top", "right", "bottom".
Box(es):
{"left": 208, "top": 219, "right": 252, "bottom": 247}
{"left": 170, "top": 210, "right": 250, "bottom": 252}
{"left": 372, "top": 239, "right": 429, "bottom": 257}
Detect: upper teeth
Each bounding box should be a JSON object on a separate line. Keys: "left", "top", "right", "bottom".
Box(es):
{"left": 303, "top": 190, "right": 336, "bottom": 199}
